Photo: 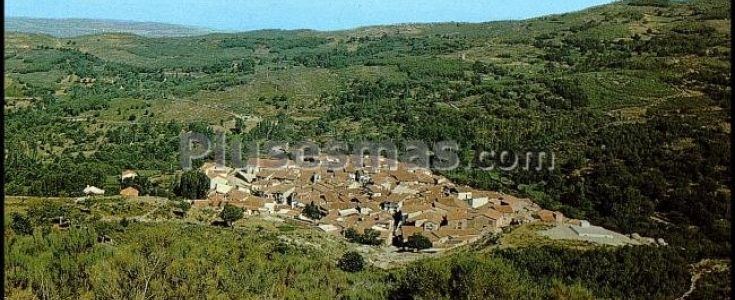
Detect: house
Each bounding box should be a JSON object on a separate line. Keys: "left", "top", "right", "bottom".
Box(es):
{"left": 537, "top": 210, "right": 556, "bottom": 223}
{"left": 201, "top": 162, "right": 231, "bottom": 179}
{"left": 494, "top": 203, "right": 515, "bottom": 215}
{"left": 469, "top": 208, "right": 505, "bottom": 230}
{"left": 265, "top": 184, "right": 295, "bottom": 204}
{"left": 338, "top": 208, "right": 360, "bottom": 217}
{"left": 380, "top": 201, "right": 401, "bottom": 212}
{"left": 210, "top": 176, "right": 229, "bottom": 191}
{"left": 401, "top": 202, "right": 433, "bottom": 219}
{"left": 121, "top": 170, "right": 138, "bottom": 180}
{"left": 399, "top": 226, "right": 424, "bottom": 243}
{"left": 466, "top": 197, "right": 489, "bottom": 209}
{"left": 445, "top": 210, "right": 468, "bottom": 229}
{"left": 365, "top": 185, "right": 383, "bottom": 198}
{"left": 391, "top": 170, "right": 418, "bottom": 185}
{"left": 51, "top": 216, "right": 70, "bottom": 230}
{"left": 277, "top": 209, "right": 301, "bottom": 219}
{"left": 207, "top": 193, "right": 226, "bottom": 209}
{"left": 227, "top": 175, "right": 249, "bottom": 189}
{"left": 412, "top": 211, "right": 443, "bottom": 231}
{"left": 392, "top": 184, "right": 419, "bottom": 195}
{"left": 553, "top": 211, "right": 565, "bottom": 223}
{"left": 311, "top": 172, "right": 322, "bottom": 184}
{"left": 416, "top": 173, "right": 435, "bottom": 185}
{"left": 430, "top": 228, "right": 481, "bottom": 247}
{"left": 246, "top": 158, "right": 291, "bottom": 171}
{"left": 536, "top": 210, "right": 564, "bottom": 224}
{"left": 263, "top": 201, "right": 277, "bottom": 214}
{"left": 235, "top": 169, "right": 257, "bottom": 183}
{"left": 215, "top": 183, "right": 234, "bottom": 195}
{"left": 444, "top": 186, "right": 473, "bottom": 200}
{"left": 318, "top": 224, "right": 341, "bottom": 234}
{"left": 434, "top": 196, "right": 471, "bottom": 211}
{"left": 225, "top": 189, "right": 249, "bottom": 202}
{"left": 83, "top": 185, "right": 105, "bottom": 195}
{"left": 120, "top": 186, "right": 139, "bottom": 198}
{"left": 456, "top": 191, "right": 472, "bottom": 200}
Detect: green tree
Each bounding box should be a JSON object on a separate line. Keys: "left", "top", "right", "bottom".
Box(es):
{"left": 220, "top": 204, "right": 244, "bottom": 227}
{"left": 174, "top": 170, "right": 210, "bottom": 199}
{"left": 359, "top": 229, "right": 383, "bottom": 246}
{"left": 10, "top": 213, "right": 33, "bottom": 235}
{"left": 344, "top": 228, "right": 359, "bottom": 241}
{"left": 303, "top": 201, "right": 322, "bottom": 220}
{"left": 405, "top": 233, "right": 432, "bottom": 251}
{"left": 338, "top": 251, "right": 364, "bottom": 272}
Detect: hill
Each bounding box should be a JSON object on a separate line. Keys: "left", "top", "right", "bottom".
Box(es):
{"left": 3, "top": 0, "right": 731, "bottom": 298}
{"left": 4, "top": 17, "right": 216, "bottom": 37}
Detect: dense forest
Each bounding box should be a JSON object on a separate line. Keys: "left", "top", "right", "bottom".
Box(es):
{"left": 4, "top": 0, "right": 731, "bottom": 298}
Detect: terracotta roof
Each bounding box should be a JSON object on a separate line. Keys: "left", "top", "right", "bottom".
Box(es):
{"left": 208, "top": 193, "right": 225, "bottom": 203}
{"left": 120, "top": 186, "right": 139, "bottom": 197}
{"left": 480, "top": 208, "right": 503, "bottom": 220}
{"left": 328, "top": 201, "right": 353, "bottom": 210}
{"left": 400, "top": 226, "right": 424, "bottom": 237}
{"left": 265, "top": 184, "right": 294, "bottom": 194}
{"left": 247, "top": 158, "right": 290, "bottom": 169}
{"left": 390, "top": 170, "right": 417, "bottom": 183}
{"left": 435, "top": 195, "right": 470, "bottom": 209}
{"left": 313, "top": 184, "right": 334, "bottom": 194}
{"left": 340, "top": 215, "right": 360, "bottom": 228}
{"left": 494, "top": 204, "right": 514, "bottom": 214}
{"left": 361, "top": 202, "right": 381, "bottom": 212}
{"left": 298, "top": 191, "right": 321, "bottom": 204}
{"left": 537, "top": 210, "right": 556, "bottom": 222}
{"left": 321, "top": 210, "right": 340, "bottom": 223}
{"left": 241, "top": 199, "right": 265, "bottom": 210}
{"left": 418, "top": 211, "right": 444, "bottom": 224}
{"left": 433, "top": 228, "right": 480, "bottom": 238}
{"left": 416, "top": 173, "right": 435, "bottom": 184}
{"left": 191, "top": 200, "right": 210, "bottom": 208}
{"left": 226, "top": 189, "right": 249, "bottom": 202}
{"left": 446, "top": 210, "right": 468, "bottom": 221}
{"left": 401, "top": 202, "right": 432, "bottom": 214}
{"left": 271, "top": 169, "right": 298, "bottom": 181}
{"left": 384, "top": 193, "right": 407, "bottom": 203}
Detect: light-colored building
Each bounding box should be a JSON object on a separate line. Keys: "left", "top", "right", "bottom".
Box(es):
{"left": 83, "top": 185, "right": 105, "bottom": 195}
{"left": 121, "top": 170, "right": 138, "bottom": 180}
{"left": 466, "top": 197, "right": 488, "bottom": 208}
{"left": 120, "top": 186, "right": 139, "bottom": 197}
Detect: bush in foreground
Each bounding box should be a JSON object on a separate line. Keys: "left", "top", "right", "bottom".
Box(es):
{"left": 338, "top": 251, "right": 364, "bottom": 272}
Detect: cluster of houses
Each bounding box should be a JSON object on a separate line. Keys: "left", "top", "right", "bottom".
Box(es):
{"left": 192, "top": 156, "right": 567, "bottom": 249}
{"left": 82, "top": 169, "right": 141, "bottom": 197}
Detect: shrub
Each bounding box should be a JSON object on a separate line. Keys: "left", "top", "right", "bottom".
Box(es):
{"left": 345, "top": 228, "right": 383, "bottom": 246}
{"left": 220, "top": 204, "right": 244, "bottom": 227}
{"left": 10, "top": 213, "right": 33, "bottom": 235}
{"left": 405, "top": 233, "right": 432, "bottom": 251}
{"left": 303, "top": 201, "right": 322, "bottom": 220}
{"left": 174, "top": 170, "right": 210, "bottom": 200}
{"left": 338, "top": 251, "right": 364, "bottom": 272}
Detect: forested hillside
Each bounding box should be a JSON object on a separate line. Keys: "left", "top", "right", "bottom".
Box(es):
{"left": 4, "top": 0, "right": 731, "bottom": 298}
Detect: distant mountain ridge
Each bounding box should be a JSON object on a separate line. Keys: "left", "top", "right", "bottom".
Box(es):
{"left": 4, "top": 17, "right": 217, "bottom": 38}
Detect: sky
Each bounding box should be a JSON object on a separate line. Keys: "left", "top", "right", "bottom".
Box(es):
{"left": 5, "top": 0, "right": 616, "bottom": 32}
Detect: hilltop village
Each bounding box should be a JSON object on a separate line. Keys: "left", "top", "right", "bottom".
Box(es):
{"left": 191, "top": 156, "right": 569, "bottom": 249}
